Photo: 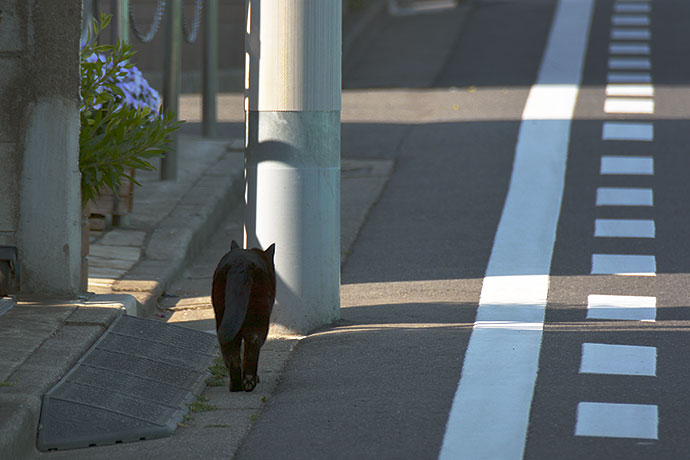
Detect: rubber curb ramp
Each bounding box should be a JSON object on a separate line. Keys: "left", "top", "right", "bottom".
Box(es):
{"left": 37, "top": 315, "right": 218, "bottom": 451}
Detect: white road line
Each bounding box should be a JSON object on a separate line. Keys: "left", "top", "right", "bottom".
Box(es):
{"left": 438, "top": 0, "right": 593, "bottom": 458}
{"left": 609, "top": 57, "right": 651, "bottom": 70}
{"left": 600, "top": 155, "right": 653, "bottom": 175}
{"left": 604, "top": 98, "right": 654, "bottom": 114}
{"left": 596, "top": 187, "right": 653, "bottom": 206}
{"left": 614, "top": 3, "right": 651, "bottom": 13}
{"left": 606, "top": 83, "right": 654, "bottom": 96}
{"left": 595, "top": 218, "right": 655, "bottom": 238}
{"left": 611, "top": 28, "right": 651, "bottom": 40}
{"left": 609, "top": 42, "right": 650, "bottom": 55}
{"left": 575, "top": 402, "right": 658, "bottom": 439}
{"left": 612, "top": 14, "right": 650, "bottom": 26}
{"left": 580, "top": 343, "right": 656, "bottom": 376}
{"left": 602, "top": 121, "right": 654, "bottom": 140}
{"left": 607, "top": 72, "right": 652, "bottom": 83}
{"left": 587, "top": 294, "right": 656, "bottom": 321}
{"left": 591, "top": 254, "right": 656, "bottom": 276}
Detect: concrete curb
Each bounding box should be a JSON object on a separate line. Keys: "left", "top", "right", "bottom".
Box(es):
{"left": 111, "top": 151, "right": 245, "bottom": 317}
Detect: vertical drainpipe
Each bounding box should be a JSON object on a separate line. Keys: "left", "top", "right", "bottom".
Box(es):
{"left": 244, "top": 0, "right": 342, "bottom": 335}
{"left": 162, "top": 0, "right": 182, "bottom": 180}
{"left": 202, "top": 0, "right": 218, "bottom": 138}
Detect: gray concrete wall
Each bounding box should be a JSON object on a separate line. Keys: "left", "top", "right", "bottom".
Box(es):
{"left": 0, "top": 0, "right": 83, "bottom": 297}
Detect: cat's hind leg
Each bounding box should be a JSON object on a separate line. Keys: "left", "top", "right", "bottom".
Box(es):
{"left": 242, "top": 336, "right": 263, "bottom": 391}
{"left": 220, "top": 336, "right": 243, "bottom": 392}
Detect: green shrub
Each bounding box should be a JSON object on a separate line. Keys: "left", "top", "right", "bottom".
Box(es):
{"left": 79, "top": 14, "right": 181, "bottom": 208}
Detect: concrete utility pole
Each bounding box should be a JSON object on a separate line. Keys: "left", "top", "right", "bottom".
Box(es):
{"left": 0, "top": 0, "right": 82, "bottom": 296}
{"left": 244, "top": 0, "right": 342, "bottom": 335}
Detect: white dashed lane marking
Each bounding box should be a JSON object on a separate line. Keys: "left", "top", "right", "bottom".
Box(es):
{"left": 604, "top": 98, "right": 654, "bottom": 113}
{"left": 605, "top": 83, "right": 654, "bottom": 96}
{"left": 614, "top": 2, "right": 651, "bottom": 13}
{"left": 609, "top": 42, "right": 650, "bottom": 55}
{"left": 612, "top": 14, "right": 650, "bottom": 26}
{"left": 587, "top": 294, "right": 657, "bottom": 321}
{"left": 594, "top": 218, "right": 655, "bottom": 238}
{"left": 608, "top": 57, "right": 652, "bottom": 70}
{"left": 575, "top": 403, "right": 659, "bottom": 440}
{"left": 602, "top": 121, "right": 654, "bottom": 140}
{"left": 607, "top": 72, "right": 652, "bottom": 83}
{"left": 580, "top": 343, "right": 657, "bottom": 376}
{"left": 611, "top": 28, "right": 650, "bottom": 40}
{"left": 600, "top": 156, "right": 653, "bottom": 175}
{"left": 596, "top": 187, "right": 653, "bottom": 206}
{"left": 591, "top": 254, "right": 656, "bottom": 276}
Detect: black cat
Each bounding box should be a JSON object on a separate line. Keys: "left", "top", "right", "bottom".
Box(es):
{"left": 211, "top": 240, "right": 276, "bottom": 392}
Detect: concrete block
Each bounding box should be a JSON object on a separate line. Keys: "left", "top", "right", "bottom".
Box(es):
{"left": 88, "top": 266, "right": 128, "bottom": 280}
{"left": 145, "top": 226, "right": 194, "bottom": 261}
{"left": 0, "top": 3, "right": 23, "bottom": 53}
{"left": 98, "top": 230, "right": 147, "bottom": 247}
{"left": 112, "top": 259, "right": 177, "bottom": 292}
{"left": 84, "top": 294, "right": 138, "bottom": 317}
{"left": 89, "top": 245, "right": 142, "bottom": 262}
{"left": 111, "top": 278, "right": 161, "bottom": 294}
{"left": 203, "top": 152, "right": 245, "bottom": 177}
{"left": 0, "top": 399, "right": 37, "bottom": 460}
{"left": 88, "top": 256, "right": 138, "bottom": 272}
{"left": 19, "top": 98, "right": 81, "bottom": 296}
{"left": 0, "top": 143, "right": 19, "bottom": 231}
{"left": 65, "top": 304, "right": 124, "bottom": 328}
{"left": 0, "top": 59, "right": 22, "bottom": 144}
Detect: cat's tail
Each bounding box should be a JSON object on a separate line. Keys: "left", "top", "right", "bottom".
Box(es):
{"left": 216, "top": 262, "right": 250, "bottom": 345}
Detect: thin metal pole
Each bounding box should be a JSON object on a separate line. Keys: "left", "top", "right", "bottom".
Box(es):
{"left": 118, "top": 0, "right": 130, "bottom": 44}
{"left": 110, "top": 0, "right": 119, "bottom": 44}
{"left": 111, "top": 0, "right": 131, "bottom": 226}
{"left": 202, "top": 0, "right": 218, "bottom": 138}
{"left": 161, "top": 0, "right": 181, "bottom": 181}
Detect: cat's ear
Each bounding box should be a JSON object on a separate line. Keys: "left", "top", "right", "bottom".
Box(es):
{"left": 264, "top": 243, "right": 275, "bottom": 261}
{"left": 231, "top": 240, "right": 240, "bottom": 250}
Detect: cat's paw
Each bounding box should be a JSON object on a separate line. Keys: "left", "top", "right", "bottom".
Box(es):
{"left": 243, "top": 374, "right": 259, "bottom": 392}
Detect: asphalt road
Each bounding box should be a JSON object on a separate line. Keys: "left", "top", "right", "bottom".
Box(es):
{"left": 217, "top": 0, "right": 690, "bottom": 458}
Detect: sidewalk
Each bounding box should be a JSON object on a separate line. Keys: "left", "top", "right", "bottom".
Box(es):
{"left": 0, "top": 134, "right": 245, "bottom": 460}
{"left": 0, "top": 2, "right": 395, "bottom": 457}
{"left": 0, "top": 135, "right": 393, "bottom": 460}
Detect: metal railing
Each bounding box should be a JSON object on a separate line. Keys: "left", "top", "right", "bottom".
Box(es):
{"left": 83, "top": 0, "right": 219, "bottom": 181}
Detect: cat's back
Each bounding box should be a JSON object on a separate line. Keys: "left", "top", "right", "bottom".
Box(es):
{"left": 214, "top": 248, "right": 273, "bottom": 284}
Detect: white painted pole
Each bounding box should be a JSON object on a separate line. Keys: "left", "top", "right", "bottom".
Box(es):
{"left": 244, "top": 0, "right": 341, "bottom": 335}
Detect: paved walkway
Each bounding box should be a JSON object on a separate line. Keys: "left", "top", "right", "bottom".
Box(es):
{"left": 0, "top": 132, "right": 244, "bottom": 459}
{"left": 1, "top": 116, "right": 393, "bottom": 460}
{"left": 0, "top": 2, "right": 395, "bottom": 457}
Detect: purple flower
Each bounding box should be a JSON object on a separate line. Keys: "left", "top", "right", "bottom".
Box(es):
{"left": 83, "top": 52, "right": 162, "bottom": 115}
